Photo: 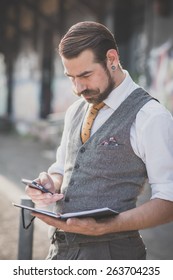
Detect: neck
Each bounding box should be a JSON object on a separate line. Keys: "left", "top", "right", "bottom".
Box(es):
{"left": 114, "top": 66, "right": 126, "bottom": 88}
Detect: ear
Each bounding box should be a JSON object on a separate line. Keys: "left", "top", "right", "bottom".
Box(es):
{"left": 106, "top": 49, "right": 119, "bottom": 70}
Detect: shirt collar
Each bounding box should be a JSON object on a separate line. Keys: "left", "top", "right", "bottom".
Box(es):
{"left": 104, "top": 70, "right": 139, "bottom": 111}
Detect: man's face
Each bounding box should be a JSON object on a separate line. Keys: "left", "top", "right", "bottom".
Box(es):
{"left": 62, "top": 50, "right": 115, "bottom": 104}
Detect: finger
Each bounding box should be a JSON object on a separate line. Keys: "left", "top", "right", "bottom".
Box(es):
{"left": 25, "top": 185, "right": 42, "bottom": 196}
{"left": 38, "top": 172, "right": 55, "bottom": 192}
{"left": 32, "top": 213, "right": 67, "bottom": 228}
{"left": 39, "top": 172, "right": 52, "bottom": 185}
{"left": 66, "top": 217, "right": 89, "bottom": 227}
{"left": 32, "top": 193, "right": 64, "bottom": 207}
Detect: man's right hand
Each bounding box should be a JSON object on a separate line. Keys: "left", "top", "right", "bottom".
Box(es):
{"left": 25, "top": 172, "right": 64, "bottom": 207}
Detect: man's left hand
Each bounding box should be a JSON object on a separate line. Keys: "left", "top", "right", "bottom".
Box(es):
{"left": 32, "top": 212, "right": 107, "bottom": 236}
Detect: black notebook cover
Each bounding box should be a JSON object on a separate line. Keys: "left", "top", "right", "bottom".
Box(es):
{"left": 13, "top": 203, "right": 119, "bottom": 220}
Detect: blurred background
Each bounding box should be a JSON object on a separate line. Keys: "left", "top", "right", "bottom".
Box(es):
{"left": 0, "top": 0, "right": 173, "bottom": 260}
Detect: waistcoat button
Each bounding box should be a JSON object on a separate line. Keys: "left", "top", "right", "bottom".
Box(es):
{"left": 64, "top": 196, "right": 70, "bottom": 202}
{"left": 75, "top": 163, "right": 80, "bottom": 169}
{"left": 80, "top": 147, "right": 85, "bottom": 153}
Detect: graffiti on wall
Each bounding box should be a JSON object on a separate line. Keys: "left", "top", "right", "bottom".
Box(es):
{"left": 148, "top": 40, "right": 173, "bottom": 114}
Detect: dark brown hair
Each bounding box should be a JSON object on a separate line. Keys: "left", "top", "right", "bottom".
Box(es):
{"left": 58, "top": 21, "right": 119, "bottom": 64}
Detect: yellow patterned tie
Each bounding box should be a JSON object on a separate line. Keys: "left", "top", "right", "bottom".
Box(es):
{"left": 81, "top": 102, "right": 105, "bottom": 143}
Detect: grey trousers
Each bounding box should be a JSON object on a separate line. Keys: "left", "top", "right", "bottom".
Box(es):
{"left": 47, "top": 231, "right": 146, "bottom": 260}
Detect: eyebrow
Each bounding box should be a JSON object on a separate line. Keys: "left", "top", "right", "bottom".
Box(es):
{"left": 65, "top": 70, "right": 93, "bottom": 78}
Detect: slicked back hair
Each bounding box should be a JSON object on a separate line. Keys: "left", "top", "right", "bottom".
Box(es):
{"left": 58, "top": 21, "right": 119, "bottom": 66}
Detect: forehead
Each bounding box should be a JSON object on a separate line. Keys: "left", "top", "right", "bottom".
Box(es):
{"left": 61, "top": 49, "right": 98, "bottom": 76}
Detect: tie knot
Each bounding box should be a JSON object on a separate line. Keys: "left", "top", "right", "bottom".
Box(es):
{"left": 91, "top": 102, "right": 105, "bottom": 111}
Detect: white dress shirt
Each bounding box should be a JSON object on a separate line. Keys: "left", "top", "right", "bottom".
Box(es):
{"left": 49, "top": 71, "right": 173, "bottom": 202}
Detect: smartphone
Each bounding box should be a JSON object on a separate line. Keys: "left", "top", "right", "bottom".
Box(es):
{"left": 21, "top": 178, "right": 53, "bottom": 194}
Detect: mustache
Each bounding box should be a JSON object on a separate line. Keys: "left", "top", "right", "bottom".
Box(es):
{"left": 74, "top": 89, "right": 99, "bottom": 97}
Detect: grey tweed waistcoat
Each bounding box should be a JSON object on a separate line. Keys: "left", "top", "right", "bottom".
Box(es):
{"left": 51, "top": 88, "right": 153, "bottom": 244}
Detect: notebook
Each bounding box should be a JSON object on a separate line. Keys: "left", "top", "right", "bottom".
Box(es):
{"left": 13, "top": 203, "right": 119, "bottom": 220}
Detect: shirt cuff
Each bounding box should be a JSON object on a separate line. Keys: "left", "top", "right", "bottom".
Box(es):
{"left": 48, "top": 162, "right": 64, "bottom": 176}
{"left": 150, "top": 183, "right": 173, "bottom": 202}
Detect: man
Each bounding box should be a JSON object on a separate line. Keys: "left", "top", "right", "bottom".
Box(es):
{"left": 26, "top": 21, "right": 173, "bottom": 260}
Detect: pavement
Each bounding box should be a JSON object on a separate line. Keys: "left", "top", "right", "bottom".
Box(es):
{"left": 0, "top": 132, "right": 55, "bottom": 260}
{"left": 0, "top": 132, "right": 173, "bottom": 260}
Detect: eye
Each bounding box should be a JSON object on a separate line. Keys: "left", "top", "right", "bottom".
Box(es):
{"left": 83, "top": 73, "right": 91, "bottom": 78}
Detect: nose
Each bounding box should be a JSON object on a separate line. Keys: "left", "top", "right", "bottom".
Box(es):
{"left": 74, "top": 79, "right": 87, "bottom": 94}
